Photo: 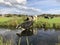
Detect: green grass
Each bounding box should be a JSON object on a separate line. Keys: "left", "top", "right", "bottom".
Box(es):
{"left": 33, "top": 17, "right": 60, "bottom": 29}
{"left": 0, "top": 16, "right": 26, "bottom": 29}
{"left": 0, "top": 17, "right": 12, "bottom": 22}
{"left": 0, "top": 16, "right": 60, "bottom": 29}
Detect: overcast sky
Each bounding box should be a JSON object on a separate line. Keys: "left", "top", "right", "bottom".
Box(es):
{"left": 0, "top": 0, "right": 60, "bottom": 15}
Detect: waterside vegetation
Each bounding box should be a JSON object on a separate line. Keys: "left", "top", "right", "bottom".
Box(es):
{"left": 0, "top": 14, "right": 60, "bottom": 29}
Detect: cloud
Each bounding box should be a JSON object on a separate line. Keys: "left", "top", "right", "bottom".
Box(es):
{"left": 27, "top": 0, "right": 60, "bottom": 12}
{"left": 28, "top": 0, "right": 59, "bottom": 6}
{"left": 1, "top": 4, "right": 60, "bottom": 15}
{"left": 1, "top": 0, "right": 60, "bottom": 15}
{"left": 0, "top": 0, "right": 42, "bottom": 15}
{"left": 0, "top": 4, "right": 42, "bottom": 15}
{"left": 14, "top": 5, "right": 41, "bottom": 12}
{"left": 0, "top": 0, "right": 41, "bottom": 14}
{"left": 56, "top": 0, "right": 60, "bottom": 2}
{"left": 0, "top": 0, "right": 27, "bottom": 5}
{"left": 43, "top": 9, "right": 60, "bottom": 14}
{"left": 0, "top": 8, "right": 17, "bottom": 14}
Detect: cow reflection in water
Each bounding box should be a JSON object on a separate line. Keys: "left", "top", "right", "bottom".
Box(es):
{"left": 16, "top": 16, "right": 34, "bottom": 36}
{"left": 16, "top": 29, "right": 33, "bottom": 36}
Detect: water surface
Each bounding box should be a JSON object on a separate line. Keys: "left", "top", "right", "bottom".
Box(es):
{"left": 0, "top": 28, "right": 60, "bottom": 45}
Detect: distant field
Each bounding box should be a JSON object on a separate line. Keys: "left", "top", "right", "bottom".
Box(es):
{"left": 0, "top": 16, "right": 60, "bottom": 29}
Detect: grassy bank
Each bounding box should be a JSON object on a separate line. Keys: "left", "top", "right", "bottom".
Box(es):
{"left": 0, "top": 16, "right": 26, "bottom": 29}
{"left": 33, "top": 17, "right": 60, "bottom": 29}
{"left": 0, "top": 16, "right": 60, "bottom": 29}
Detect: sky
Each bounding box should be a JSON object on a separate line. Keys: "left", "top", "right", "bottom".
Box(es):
{"left": 0, "top": 0, "right": 60, "bottom": 15}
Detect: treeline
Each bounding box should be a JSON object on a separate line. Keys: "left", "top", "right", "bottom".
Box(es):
{"left": 38, "top": 14, "right": 60, "bottom": 17}
{"left": 0, "top": 14, "right": 27, "bottom": 17}
{"left": 0, "top": 14, "right": 60, "bottom": 17}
